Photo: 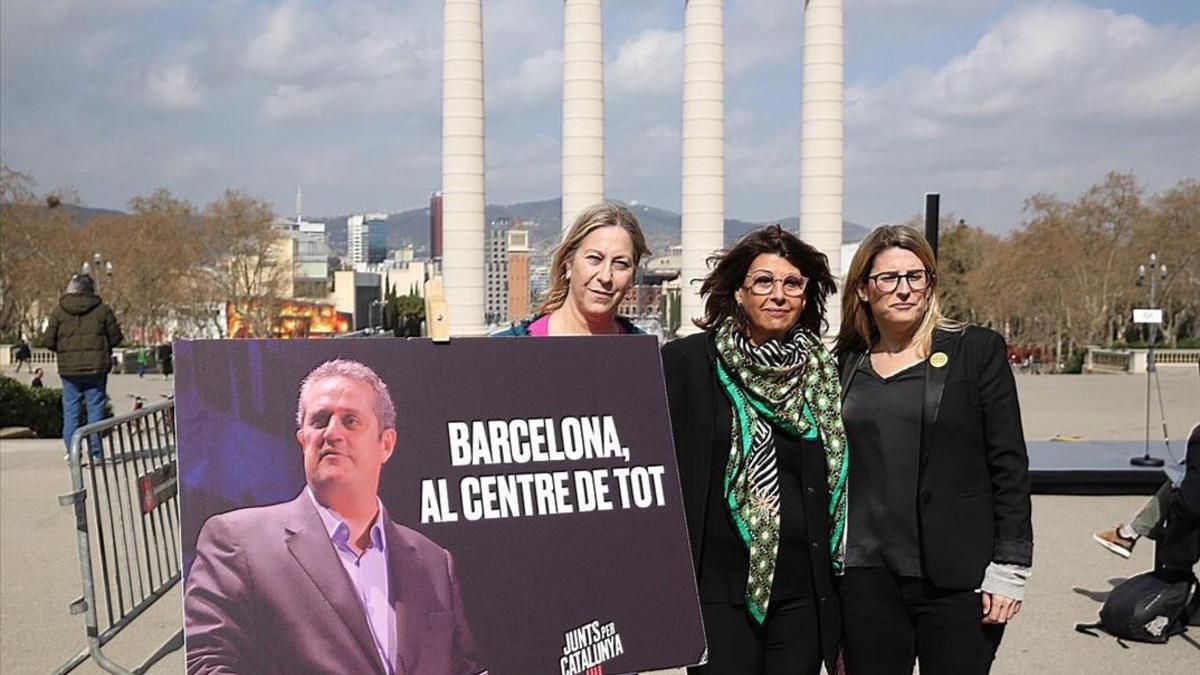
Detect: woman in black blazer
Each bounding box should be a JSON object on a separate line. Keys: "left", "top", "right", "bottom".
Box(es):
{"left": 834, "top": 225, "right": 1033, "bottom": 675}
{"left": 662, "top": 225, "right": 846, "bottom": 674}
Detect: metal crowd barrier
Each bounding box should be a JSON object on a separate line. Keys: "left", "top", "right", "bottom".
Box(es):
{"left": 55, "top": 399, "right": 183, "bottom": 675}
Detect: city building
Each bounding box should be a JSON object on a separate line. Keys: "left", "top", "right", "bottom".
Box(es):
{"left": 506, "top": 229, "right": 531, "bottom": 322}
{"left": 332, "top": 270, "right": 382, "bottom": 331}
{"left": 380, "top": 259, "right": 436, "bottom": 301}
{"left": 483, "top": 219, "right": 533, "bottom": 325}
{"left": 529, "top": 264, "right": 550, "bottom": 305}
{"left": 484, "top": 223, "right": 510, "bottom": 325}
{"left": 347, "top": 213, "right": 389, "bottom": 266}
{"left": 271, "top": 218, "right": 331, "bottom": 300}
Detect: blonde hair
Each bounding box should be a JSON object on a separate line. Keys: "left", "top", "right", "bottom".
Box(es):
{"left": 835, "top": 224, "right": 962, "bottom": 358}
{"left": 536, "top": 201, "right": 652, "bottom": 315}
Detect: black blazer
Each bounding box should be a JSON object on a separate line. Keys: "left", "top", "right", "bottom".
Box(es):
{"left": 662, "top": 332, "right": 840, "bottom": 666}
{"left": 838, "top": 326, "right": 1034, "bottom": 590}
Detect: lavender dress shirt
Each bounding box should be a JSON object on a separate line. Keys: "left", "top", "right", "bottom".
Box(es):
{"left": 308, "top": 487, "right": 397, "bottom": 674}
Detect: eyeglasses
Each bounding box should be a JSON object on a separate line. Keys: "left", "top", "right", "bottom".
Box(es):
{"left": 866, "top": 270, "right": 934, "bottom": 293}
{"left": 745, "top": 273, "right": 808, "bottom": 297}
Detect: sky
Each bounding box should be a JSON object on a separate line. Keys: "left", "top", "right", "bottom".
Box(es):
{"left": 1, "top": 0, "right": 1197, "bottom": 232}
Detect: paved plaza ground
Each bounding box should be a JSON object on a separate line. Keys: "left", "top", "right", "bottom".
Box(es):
{"left": 1, "top": 365, "right": 1197, "bottom": 673}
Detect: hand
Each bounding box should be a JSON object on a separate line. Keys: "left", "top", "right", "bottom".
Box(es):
{"left": 981, "top": 591, "right": 1022, "bottom": 624}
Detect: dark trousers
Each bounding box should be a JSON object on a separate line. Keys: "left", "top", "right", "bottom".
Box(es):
{"left": 688, "top": 598, "right": 822, "bottom": 675}
{"left": 840, "top": 567, "right": 1004, "bottom": 675}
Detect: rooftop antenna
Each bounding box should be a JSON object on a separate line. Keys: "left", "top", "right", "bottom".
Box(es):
{"left": 296, "top": 184, "right": 303, "bottom": 225}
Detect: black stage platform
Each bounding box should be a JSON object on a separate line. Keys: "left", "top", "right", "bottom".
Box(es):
{"left": 1028, "top": 440, "right": 1183, "bottom": 495}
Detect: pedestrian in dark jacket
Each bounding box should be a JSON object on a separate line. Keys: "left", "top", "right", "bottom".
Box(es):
{"left": 157, "top": 342, "right": 173, "bottom": 379}
{"left": 14, "top": 339, "right": 32, "bottom": 372}
{"left": 1157, "top": 423, "right": 1200, "bottom": 571}
{"left": 43, "top": 274, "right": 123, "bottom": 459}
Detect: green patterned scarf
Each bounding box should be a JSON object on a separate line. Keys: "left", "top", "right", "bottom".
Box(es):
{"left": 713, "top": 318, "right": 849, "bottom": 623}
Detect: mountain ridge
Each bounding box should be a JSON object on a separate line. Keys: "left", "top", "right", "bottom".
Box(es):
{"left": 53, "top": 198, "right": 870, "bottom": 256}
{"left": 312, "top": 197, "right": 869, "bottom": 255}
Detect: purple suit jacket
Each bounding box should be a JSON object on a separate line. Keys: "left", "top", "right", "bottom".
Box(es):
{"left": 184, "top": 493, "right": 483, "bottom": 675}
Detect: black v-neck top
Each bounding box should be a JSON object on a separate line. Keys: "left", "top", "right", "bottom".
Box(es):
{"left": 842, "top": 355, "right": 925, "bottom": 577}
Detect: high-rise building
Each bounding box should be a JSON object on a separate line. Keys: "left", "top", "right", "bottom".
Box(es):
{"left": 484, "top": 222, "right": 509, "bottom": 325}
{"left": 506, "top": 229, "right": 531, "bottom": 323}
{"left": 347, "top": 213, "right": 389, "bottom": 266}
{"left": 483, "top": 219, "right": 533, "bottom": 325}
{"left": 429, "top": 191, "right": 443, "bottom": 259}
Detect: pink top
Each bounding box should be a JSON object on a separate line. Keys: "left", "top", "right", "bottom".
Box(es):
{"left": 526, "top": 315, "right": 552, "bottom": 336}
{"left": 525, "top": 314, "right": 628, "bottom": 336}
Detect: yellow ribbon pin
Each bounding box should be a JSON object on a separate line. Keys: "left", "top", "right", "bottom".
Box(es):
{"left": 930, "top": 352, "right": 949, "bottom": 368}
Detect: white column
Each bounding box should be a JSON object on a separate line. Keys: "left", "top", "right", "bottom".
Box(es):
{"left": 562, "top": 0, "right": 605, "bottom": 232}
{"left": 442, "top": 0, "right": 486, "bottom": 334}
{"left": 679, "top": 0, "right": 724, "bottom": 336}
{"left": 800, "top": 0, "right": 844, "bottom": 337}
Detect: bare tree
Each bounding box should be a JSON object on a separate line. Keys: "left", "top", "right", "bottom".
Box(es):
{"left": 0, "top": 164, "right": 90, "bottom": 340}
{"left": 1137, "top": 179, "right": 1200, "bottom": 347}
{"left": 199, "top": 190, "right": 288, "bottom": 338}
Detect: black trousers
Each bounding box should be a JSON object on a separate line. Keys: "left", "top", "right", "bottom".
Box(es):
{"left": 839, "top": 567, "right": 1004, "bottom": 675}
{"left": 688, "top": 598, "right": 822, "bottom": 675}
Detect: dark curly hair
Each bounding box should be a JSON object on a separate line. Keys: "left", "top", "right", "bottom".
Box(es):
{"left": 694, "top": 224, "right": 837, "bottom": 335}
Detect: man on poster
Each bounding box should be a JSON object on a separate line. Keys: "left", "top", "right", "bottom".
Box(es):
{"left": 184, "top": 359, "right": 483, "bottom": 675}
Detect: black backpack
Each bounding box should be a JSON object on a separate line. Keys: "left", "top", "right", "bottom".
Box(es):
{"left": 1076, "top": 569, "right": 1198, "bottom": 644}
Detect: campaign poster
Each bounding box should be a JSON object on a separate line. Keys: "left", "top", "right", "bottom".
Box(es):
{"left": 176, "top": 336, "right": 706, "bottom": 675}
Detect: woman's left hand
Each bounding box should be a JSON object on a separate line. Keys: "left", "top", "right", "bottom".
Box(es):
{"left": 981, "top": 591, "right": 1022, "bottom": 624}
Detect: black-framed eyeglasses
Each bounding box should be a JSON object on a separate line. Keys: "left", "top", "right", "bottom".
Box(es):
{"left": 866, "top": 270, "right": 934, "bottom": 293}
{"left": 745, "top": 273, "right": 808, "bottom": 297}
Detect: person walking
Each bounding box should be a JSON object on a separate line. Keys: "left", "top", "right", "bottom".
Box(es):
{"left": 137, "top": 346, "right": 149, "bottom": 378}
{"left": 14, "top": 338, "right": 32, "bottom": 372}
{"left": 157, "top": 342, "right": 174, "bottom": 379}
{"left": 43, "top": 274, "right": 123, "bottom": 461}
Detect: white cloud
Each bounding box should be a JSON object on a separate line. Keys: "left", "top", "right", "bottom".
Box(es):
{"left": 2, "top": 0, "right": 1195, "bottom": 223}
{"left": 77, "top": 30, "right": 129, "bottom": 67}
{"left": 144, "top": 64, "right": 204, "bottom": 111}
{"left": 608, "top": 29, "right": 683, "bottom": 96}
{"left": 161, "top": 147, "right": 222, "bottom": 182}
{"left": 241, "top": 0, "right": 439, "bottom": 123}
{"left": 0, "top": 0, "right": 164, "bottom": 30}
{"left": 843, "top": 2, "right": 1200, "bottom": 227}
{"left": 488, "top": 48, "right": 562, "bottom": 112}
{"left": 243, "top": 0, "right": 432, "bottom": 83}
{"left": 260, "top": 84, "right": 339, "bottom": 122}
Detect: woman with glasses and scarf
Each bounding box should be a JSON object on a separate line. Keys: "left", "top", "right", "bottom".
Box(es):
{"left": 662, "top": 225, "right": 846, "bottom": 674}
{"left": 834, "top": 225, "right": 1032, "bottom": 675}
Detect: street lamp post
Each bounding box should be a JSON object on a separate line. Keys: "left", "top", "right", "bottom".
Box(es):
{"left": 81, "top": 252, "right": 114, "bottom": 291}
{"left": 369, "top": 299, "right": 384, "bottom": 333}
{"left": 1131, "top": 252, "right": 1168, "bottom": 468}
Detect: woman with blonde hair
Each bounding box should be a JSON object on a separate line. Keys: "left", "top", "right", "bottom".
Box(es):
{"left": 834, "top": 225, "right": 1032, "bottom": 675}
{"left": 494, "top": 201, "right": 651, "bottom": 336}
